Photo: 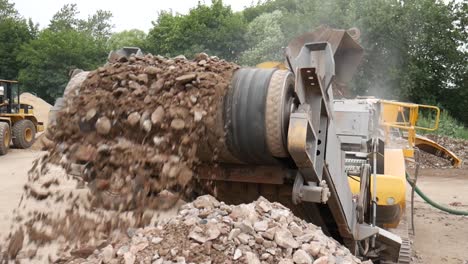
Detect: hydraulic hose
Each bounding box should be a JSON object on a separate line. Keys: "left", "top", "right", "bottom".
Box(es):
{"left": 405, "top": 172, "right": 468, "bottom": 216}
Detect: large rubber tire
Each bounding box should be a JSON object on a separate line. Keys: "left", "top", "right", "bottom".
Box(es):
{"left": 0, "top": 122, "right": 11, "bottom": 155}
{"left": 12, "top": 119, "right": 36, "bottom": 149}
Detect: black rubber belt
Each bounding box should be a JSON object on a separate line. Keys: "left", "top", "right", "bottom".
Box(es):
{"left": 224, "top": 68, "right": 278, "bottom": 165}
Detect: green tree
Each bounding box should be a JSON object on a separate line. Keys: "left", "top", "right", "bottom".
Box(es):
{"left": 441, "top": 1, "right": 468, "bottom": 125}
{"left": 49, "top": 4, "right": 113, "bottom": 42}
{"left": 0, "top": 0, "right": 36, "bottom": 80}
{"left": 79, "top": 10, "right": 113, "bottom": 41}
{"left": 239, "top": 0, "right": 467, "bottom": 125}
{"left": 242, "top": 0, "right": 298, "bottom": 22}
{"left": 107, "top": 29, "right": 146, "bottom": 51}
{"left": 48, "top": 4, "right": 81, "bottom": 32}
{"left": 146, "top": 0, "right": 247, "bottom": 60}
{"left": 0, "top": 0, "right": 16, "bottom": 18}
{"left": 238, "top": 10, "right": 286, "bottom": 65}
{"left": 396, "top": 0, "right": 466, "bottom": 103}
{"left": 347, "top": 0, "right": 406, "bottom": 99}
{"left": 18, "top": 30, "right": 107, "bottom": 102}
{"left": 17, "top": 5, "right": 113, "bottom": 102}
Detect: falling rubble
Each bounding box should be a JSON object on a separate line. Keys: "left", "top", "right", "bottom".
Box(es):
{"left": 46, "top": 52, "right": 238, "bottom": 210}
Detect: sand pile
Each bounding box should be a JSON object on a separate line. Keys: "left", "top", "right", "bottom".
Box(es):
{"left": 20, "top": 92, "right": 52, "bottom": 128}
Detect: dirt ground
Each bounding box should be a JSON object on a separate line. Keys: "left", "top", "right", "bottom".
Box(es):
{"left": 0, "top": 149, "right": 45, "bottom": 241}
{"left": 410, "top": 168, "right": 468, "bottom": 264}
{"left": 0, "top": 149, "right": 467, "bottom": 263}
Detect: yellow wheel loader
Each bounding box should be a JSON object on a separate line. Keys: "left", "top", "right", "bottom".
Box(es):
{"left": 0, "top": 80, "right": 44, "bottom": 155}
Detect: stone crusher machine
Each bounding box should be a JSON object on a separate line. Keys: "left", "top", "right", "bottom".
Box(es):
{"left": 195, "top": 26, "right": 442, "bottom": 263}
{"left": 53, "top": 27, "right": 448, "bottom": 263}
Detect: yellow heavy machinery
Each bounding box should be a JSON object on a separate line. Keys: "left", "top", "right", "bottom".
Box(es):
{"left": 194, "top": 26, "right": 445, "bottom": 263}
{"left": 0, "top": 80, "right": 44, "bottom": 155}
{"left": 341, "top": 99, "right": 442, "bottom": 226}
{"left": 58, "top": 27, "right": 453, "bottom": 263}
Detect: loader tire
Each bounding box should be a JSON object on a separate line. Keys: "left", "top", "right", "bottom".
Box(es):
{"left": 0, "top": 122, "right": 11, "bottom": 155}
{"left": 12, "top": 119, "right": 36, "bottom": 149}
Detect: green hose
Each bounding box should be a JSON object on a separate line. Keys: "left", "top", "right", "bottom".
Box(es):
{"left": 406, "top": 172, "right": 468, "bottom": 216}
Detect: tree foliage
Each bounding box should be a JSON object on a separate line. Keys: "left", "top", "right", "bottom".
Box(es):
{"left": 396, "top": 0, "right": 466, "bottom": 104}
{"left": 48, "top": 4, "right": 113, "bottom": 42}
{"left": 80, "top": 10, "right": 113, "bottom": 41}
{"left": 237, "top": 0, "right": 467, "bottom": 125}
{"left": 238, "top": 10, "right": 286, "bottom": 65}
{"left": 0, "top": 0, "right": 16, "bottom": 18}
{"left": 17, "top": 5, "right": 113, "bottom": 102}
{"left": 48, "top": 4, "right": 81, "bottom": 32}
{"left": 18, "top": 30, "right": 107, "bottom": 102}
{"left": 107, "top": 29, "right": 146, "bottom": 51}
{"left": 146, "top": 0, "right": 247, "bottom": 61}
{"left": 0, "top": 0, "right": 36, "bottom": 80}
{"left": 242, "top": 0, "right": 298, "bottom": 22}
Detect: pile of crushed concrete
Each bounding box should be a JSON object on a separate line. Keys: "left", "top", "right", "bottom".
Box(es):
{"left": 68, "top": 195, "right": 369, "bottom": 264}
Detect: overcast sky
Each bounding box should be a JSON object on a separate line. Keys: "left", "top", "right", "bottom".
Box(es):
{"left": 12, "top": 0, "right": 255, "bottom": 32}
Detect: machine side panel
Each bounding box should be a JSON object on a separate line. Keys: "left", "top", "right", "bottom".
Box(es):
{"left": 325, "top": 121, "right": 355, "bottom": 234}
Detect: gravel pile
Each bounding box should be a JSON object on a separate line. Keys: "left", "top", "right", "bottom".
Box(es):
{"left": 67, "top": 195, "right": 370, "bottom": 264}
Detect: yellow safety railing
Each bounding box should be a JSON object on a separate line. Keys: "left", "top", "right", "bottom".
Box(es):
{"left": 380, "top": 100, "right": 440, "bottom": 157}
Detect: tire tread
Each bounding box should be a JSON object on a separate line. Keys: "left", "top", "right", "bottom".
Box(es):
{"left": 0, "top": 122, "right": 10, "bottom": 155}
{"left": 12, "top": 119, "right": 36, "bottom": 149}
